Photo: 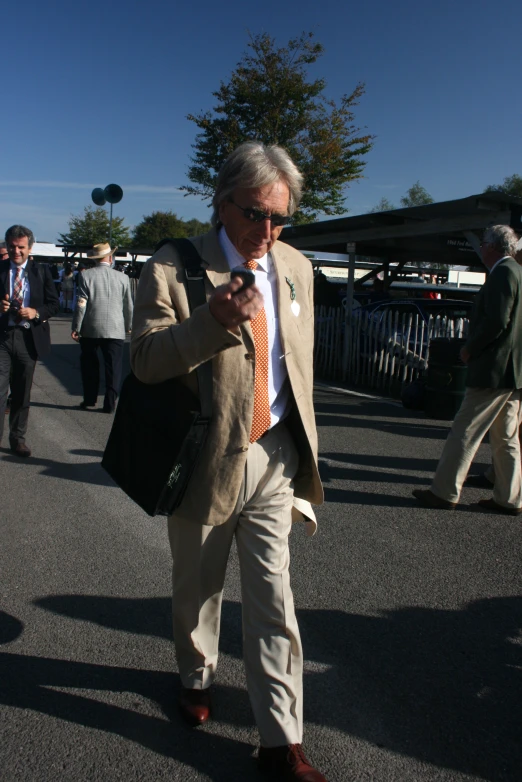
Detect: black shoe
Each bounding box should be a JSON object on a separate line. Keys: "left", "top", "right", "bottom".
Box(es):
{"left": 465, "top": 474, "right": 494, "bottom": 489}
{"left": 412, "top": 488, "right": 456, "bottom": 510}
{"left": 475, "top": 498, "right": 522, "bottom": 516}
{"left": 79, "top": 401, "right": 96, "bottom": 410}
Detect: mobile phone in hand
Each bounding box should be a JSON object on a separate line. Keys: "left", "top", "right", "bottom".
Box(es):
{"left": 231, "top": 266, "right": 255, "bottom": 293}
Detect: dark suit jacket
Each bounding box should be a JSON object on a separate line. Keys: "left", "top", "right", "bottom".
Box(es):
{"left": 0, "top": 260, "right": 60, "bottom": 358}
{"left": 465, "top": 256, "right": 522, "bottom": 389}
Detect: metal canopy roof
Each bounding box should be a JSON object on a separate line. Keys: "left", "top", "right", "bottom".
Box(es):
{"left": 281, "top": 192, "right": 522, "bottom": 266}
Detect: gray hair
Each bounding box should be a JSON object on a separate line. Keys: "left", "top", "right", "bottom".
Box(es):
{"left": 211, "top": 141, "right": 303, "bottom": 226}
{"left": 5, "top": 224, "right": 35, "bottom": 248}
{"left": 483, "top": 224, "right": 519, "bottom": 257}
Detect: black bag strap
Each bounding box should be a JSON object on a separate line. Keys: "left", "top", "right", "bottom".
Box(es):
{"left": 155, "top": 238, "right": 212, "bottom": 420}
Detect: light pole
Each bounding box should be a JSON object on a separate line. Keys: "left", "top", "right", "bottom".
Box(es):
{"left": 91, "top": 184, "right": 124, "bottom": 248}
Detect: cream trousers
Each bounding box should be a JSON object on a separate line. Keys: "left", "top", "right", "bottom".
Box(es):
{"left": 431, "top": 386, "right": 522, "bottom": 508}
{"left": 168, "top": 423, "right": 303, "bottom": 747}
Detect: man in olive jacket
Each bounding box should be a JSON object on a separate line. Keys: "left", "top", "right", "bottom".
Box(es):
{"left": 413, "top": 224, "right": 522, "bottom": 515}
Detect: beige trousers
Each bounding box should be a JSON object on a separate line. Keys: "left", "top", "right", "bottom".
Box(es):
{"left": 167, "top": 423, "right": 303, "bottom": 747}
{"left": 431, "top": 387, "right": 522, "bottom": 508}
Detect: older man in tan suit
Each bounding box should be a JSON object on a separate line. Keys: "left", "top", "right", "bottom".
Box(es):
{"left": 131, "top": 142, "right": 325, "bottom": 781}
{"left": 413, "top": 224, "right": 522, "bottom": 515}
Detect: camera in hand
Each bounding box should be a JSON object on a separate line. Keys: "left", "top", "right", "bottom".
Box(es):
{"left": 9, "top": 300, "right": 21, "bottom": 313}
{"left": 231, "top": 266, "right": 255, "bottom": 292}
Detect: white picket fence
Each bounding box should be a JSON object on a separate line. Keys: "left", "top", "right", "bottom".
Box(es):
{"left": 314, "top": 306, "right": 470, "bottom": 393}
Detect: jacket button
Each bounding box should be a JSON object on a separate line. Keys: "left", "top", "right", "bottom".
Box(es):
{"left": 245, "top": 352, "right": 254, "bottom": 360}
{"left": 241, "top": 445, "right": 249, "bottom": 452}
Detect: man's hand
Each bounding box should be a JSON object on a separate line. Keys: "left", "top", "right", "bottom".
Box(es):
{"left": 1, "top": 294, "right": 10, "bottom": 314}
{"left": 460, "top": 346, "right": 471, "bottom": 364}
{"left": 209, "top": 277, "right": 264, "bottom": 330}
{"left": 71, "top": 331, "right": 80, "bottom": 342}
{"left": 18, "top": 307, "right": 38, "bottom": 321}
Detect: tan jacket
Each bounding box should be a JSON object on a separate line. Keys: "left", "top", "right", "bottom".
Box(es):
{"left": 130, "top": 229, "right": 323, "bottom": 531}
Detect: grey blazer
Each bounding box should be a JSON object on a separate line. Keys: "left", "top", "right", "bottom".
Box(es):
{"left": 72, "top": 264, "right": 133, "bottom": 339}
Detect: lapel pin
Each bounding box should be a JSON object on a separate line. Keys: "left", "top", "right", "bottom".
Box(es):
{"left": 285, "top": 277, "right": 300, "bottom": 316}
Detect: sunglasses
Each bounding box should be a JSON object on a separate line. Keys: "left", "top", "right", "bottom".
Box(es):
{"left": 230, "top": 199, "right": 290, "bottom": 227}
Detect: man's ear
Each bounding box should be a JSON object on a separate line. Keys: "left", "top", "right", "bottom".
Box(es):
{"left": 218, "top": 200, "right": 228, "bottom": 226}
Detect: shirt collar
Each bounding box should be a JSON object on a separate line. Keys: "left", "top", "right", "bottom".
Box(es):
{"left": 10, "top": 259, "right": 29, "bottom": 274}
{"left": 490, "top": 255, "right": 510, "bottom": 273}
{"left": 218, "top": 226, "right": 269, "bottom": 273}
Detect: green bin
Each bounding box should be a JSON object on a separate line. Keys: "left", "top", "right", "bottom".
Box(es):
{"left": 424, "top": 337, "right": 468, "bottom": 420}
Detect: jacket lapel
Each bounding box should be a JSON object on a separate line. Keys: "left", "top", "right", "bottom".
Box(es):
{"left": 271, "top": 242, "right": 295, "bottom": 355}
{"left": 196, "top": 229, "right": 232, "bottom": 290}
{"left": 0, "top": 261, "right": 9, "bottom": 297}
{"left": 0, "top": 262, "right": 9, "bottom": 327}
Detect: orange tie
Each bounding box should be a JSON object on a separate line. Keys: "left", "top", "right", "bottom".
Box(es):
{"left": 243, "top": 260, "right": 271, "bottom": 442}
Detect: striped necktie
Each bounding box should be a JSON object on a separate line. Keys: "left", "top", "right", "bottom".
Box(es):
{"left": 13, "top": 267, "right": 23, "bottom": 307}
{"left": 243, "top": 260, "right": 271, "bottom": 442}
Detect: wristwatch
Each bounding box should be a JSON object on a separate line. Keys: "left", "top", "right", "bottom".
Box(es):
{"left": 33, "top": 310, "right": 40, "bottom": 322}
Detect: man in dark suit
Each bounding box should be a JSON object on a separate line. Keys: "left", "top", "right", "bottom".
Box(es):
{"left": 413, "top": 224, "right": 522, "bottom": 515}
{"left": 0, "top": 225, "right": 59, "bottom": 456}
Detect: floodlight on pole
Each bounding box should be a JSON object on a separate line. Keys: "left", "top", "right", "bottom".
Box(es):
{"left": 91, "top": 184, "right": 123, "bottom": 249}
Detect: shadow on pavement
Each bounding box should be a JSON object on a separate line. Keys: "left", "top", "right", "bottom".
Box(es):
{"left": 319, "top": 458, "right": 433, "bottom": 486}
{"left": 24, "top": 594, "right": 522, "bottom": 781}
{"left": 0, "top": 611, "right": 24, "bottom": 644}
{"left": 0, "top": 449, "right": 110, "bottom": 486}
{"left": 316, "top": 413, "right": 450, "bottom": 440}
{"left": 0, "top": 648, "right": 256, "bottom": 781}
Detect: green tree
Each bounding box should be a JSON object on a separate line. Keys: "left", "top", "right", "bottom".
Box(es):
{"left": 131, "top": 212, "right": 212, "bottom": 248}
{"left": 183, "top": 217, "right": 212, "bottom": 236}
{"left": 183, "top": 32, "right": 374, "bottom": 224}
{"left": 400, "top": 181, "right": 434, "bottom": 208}
{"left": 132, "top": 211, "right": 188, "bottom": 247}
{"left": 58, "top": 206, "right": 131, "bottom": 246}
{"left": 370, "top": 196, "right": 396, "bottom": 213}
{"left": 484, "top": 174, "right": 522, "bottom": 197}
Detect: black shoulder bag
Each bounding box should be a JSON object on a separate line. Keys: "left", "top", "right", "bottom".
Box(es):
{"left": 101, "top": 238, "right": 212, "bottom": 517}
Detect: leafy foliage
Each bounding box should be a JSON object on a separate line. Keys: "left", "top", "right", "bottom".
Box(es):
{"left": 183, "top": 32, "right": 374, "bottom": 224}
{"left": 131, "top": 211, "right": 212, "bottom": 248}
{"left": 400, "top": 181, "right": 434, "bottom": 208}
{"left": 484, "top": 174, "right": 522, "bottom": 198}
{"left": 58, "top": 206, "right": 131, "bottom": 246}
{"left": 370, "top": 196, "right": 396, "bottom": 213}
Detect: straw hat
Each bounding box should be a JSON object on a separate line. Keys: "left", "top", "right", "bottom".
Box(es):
{"left": 86, "top": 242, "right": 117, "bottom": 260}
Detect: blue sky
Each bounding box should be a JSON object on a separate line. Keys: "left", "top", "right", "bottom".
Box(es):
{"left": 2, "top": 0, "right": 521, "bottom": 243}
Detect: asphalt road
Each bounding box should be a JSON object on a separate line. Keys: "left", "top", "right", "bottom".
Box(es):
{"left": 1, "top": 317, "right": 521, "bottom": 782}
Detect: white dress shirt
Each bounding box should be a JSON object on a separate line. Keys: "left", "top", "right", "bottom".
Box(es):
{"left": 9, "top": 260, "right": 31, "bottom": 327}
{"left": 219, "top": 228, "right": 291, "bottom": 428}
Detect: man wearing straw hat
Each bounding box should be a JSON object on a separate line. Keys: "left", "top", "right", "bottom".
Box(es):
{"left": 71, "top": 242, "right": 133, "bottom": 413}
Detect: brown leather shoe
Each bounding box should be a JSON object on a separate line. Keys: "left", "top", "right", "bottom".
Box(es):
{"left": 178, "top": 687, "right": 211, "bottom": 727}
{"left": 476, "top": 498, "right": 522, "bottom": 516}
{"left": 10, "top": 443, "right": 31, "bottom": 458}
{"left": 412, "top": 488, "right": 456, "bottom": 510}
{"left": 258, "top": 744, "right": 327, "bottom": 781}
